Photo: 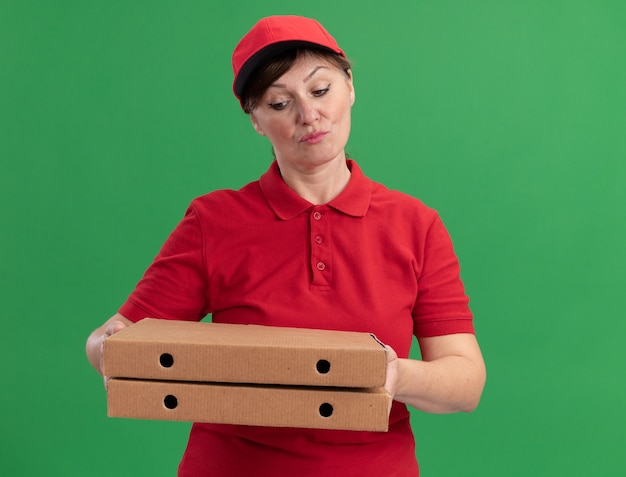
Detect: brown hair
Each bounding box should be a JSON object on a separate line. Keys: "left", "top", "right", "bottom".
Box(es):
{"left": 241, "top": 48, "right": 352, "bottom": 114}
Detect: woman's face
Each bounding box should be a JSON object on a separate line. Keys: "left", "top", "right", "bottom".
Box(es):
{"left": 250, "top": 53, "right": 355, "bottom": 172}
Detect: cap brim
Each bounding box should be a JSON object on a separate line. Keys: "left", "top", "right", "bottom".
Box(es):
{"left": 234, "top": 41, "right": 340, "bottom": 99}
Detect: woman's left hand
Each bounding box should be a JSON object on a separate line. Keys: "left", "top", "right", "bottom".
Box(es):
{"left": 383, "top": 344, "right": 400, "bottom": 399}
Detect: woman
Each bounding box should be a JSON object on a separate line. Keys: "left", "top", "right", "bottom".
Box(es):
{"left": 86, "top": 15, "right": 486, "bottom": 476}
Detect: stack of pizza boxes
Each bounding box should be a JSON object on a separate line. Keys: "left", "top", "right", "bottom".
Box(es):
{"left": 103, "top": 319, "right": 391, "bottom": 431}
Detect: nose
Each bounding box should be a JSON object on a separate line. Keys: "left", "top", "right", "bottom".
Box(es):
{"left": 297, "top": 98, "right": 320, "bottom": 125}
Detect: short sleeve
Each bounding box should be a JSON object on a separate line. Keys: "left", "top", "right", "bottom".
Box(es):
{"left": 119, "top": 203, "right": 209, "bottom": 322}
{"left": 412, "top": 214, "right": 475, "bottom": 337}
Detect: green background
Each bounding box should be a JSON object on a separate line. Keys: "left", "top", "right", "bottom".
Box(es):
{"left": 2, "top": 0, "right": 625, "bottom": 475}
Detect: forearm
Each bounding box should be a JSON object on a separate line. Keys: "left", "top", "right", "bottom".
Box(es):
{"left": 394, "top": 355, "right": 486, "bottom": 414}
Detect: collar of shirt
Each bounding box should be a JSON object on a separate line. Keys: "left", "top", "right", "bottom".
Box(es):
{"left": 259, "top": 159, "right": 373, "bottom": 220}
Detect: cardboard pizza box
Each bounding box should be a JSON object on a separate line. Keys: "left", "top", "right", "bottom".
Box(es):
{"left": 107, "top": 378, "right": 391, "bottom": 432}
{"left": 103, "top": 319, "right": 387, "bottom": 388}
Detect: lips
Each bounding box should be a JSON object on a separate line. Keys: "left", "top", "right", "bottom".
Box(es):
{"left": 300, "top": 131, "right": 328, "bottom": 144}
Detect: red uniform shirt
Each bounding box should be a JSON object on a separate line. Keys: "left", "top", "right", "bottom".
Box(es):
{"left": 120, "top": 160, "right": 474, "bottom": 476}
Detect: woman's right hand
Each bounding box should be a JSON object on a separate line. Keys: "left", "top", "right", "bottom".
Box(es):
{"left": 86, "top": 313, "right": 133, "bottom": 387}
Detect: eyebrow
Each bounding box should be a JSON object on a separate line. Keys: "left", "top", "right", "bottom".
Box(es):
{"left": 303, "top": 66, "right": 328, "bottom": 82}
{"left": 269, "top": 65, "right": 329, "bottom": 89}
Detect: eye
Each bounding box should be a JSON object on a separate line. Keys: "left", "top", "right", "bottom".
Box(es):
{"left": 269, "top": 101, "right": 289, "bottom": 111}
{"left": 312, "top": 85, "right": 330, "bottom": 97}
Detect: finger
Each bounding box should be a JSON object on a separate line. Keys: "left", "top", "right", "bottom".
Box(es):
{"left": 100, "top": 322, "right": 127, "bottom": 379}
{"left": 105, "top": 320, "right": 127, "bottom": 337}
{"left": 384, "top": 344, "right": 398, "bottom": 362}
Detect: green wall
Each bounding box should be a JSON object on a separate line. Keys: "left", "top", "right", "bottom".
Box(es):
{"left": 2, "top": 1, "right": 625, "bottom": 475}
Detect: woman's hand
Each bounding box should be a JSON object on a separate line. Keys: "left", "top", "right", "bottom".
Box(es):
{"left": 86, "top": 313, "right": 133, "bottom": 387}
{"left": 383, "top": 344, "right": 400, "bottom": 400}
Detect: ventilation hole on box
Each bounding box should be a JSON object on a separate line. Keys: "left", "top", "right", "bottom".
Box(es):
{"left": 319, "top": 403, "right": 333, "bottom": 418}
{"left": 160, "top": 353, "right": 174, "bottom": 368}
{"left": 316, "top": 359, "right": 331, "bottom": 374}
{"left": 164, "top": 395, "right": 178, "bottom": 410}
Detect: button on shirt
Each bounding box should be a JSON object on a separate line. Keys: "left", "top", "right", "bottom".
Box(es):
{"left": 310, "top": 207, "right": 331, "bottom": 288}
{"left": 119, "top": 159, "right": 474, "bottom": 477}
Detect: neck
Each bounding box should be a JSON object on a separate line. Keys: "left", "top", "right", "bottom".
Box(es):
{"left": 277, "top": 156, "right": 351, "bottom": 205}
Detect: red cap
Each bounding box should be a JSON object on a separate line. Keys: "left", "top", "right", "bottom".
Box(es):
{"left": 232, "top": 15, "right": 345, "bottom": 105}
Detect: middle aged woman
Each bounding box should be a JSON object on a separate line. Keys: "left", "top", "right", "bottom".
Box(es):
{"left": 86, "top": 15, "right": 486, "bottom": 477}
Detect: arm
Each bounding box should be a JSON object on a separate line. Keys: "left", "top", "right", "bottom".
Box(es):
{"left": 86, "top": 313, "right": 134, "bottom": 378}
{"left": 385, "top": 333, "right": 486, "bottom": 414}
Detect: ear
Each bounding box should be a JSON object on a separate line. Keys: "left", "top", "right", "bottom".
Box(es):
{"left": 345, "top": 69, "right": 355, "bottom": 106}
{"left": 250, "top": 113, "right": 265, "bottom": 136}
